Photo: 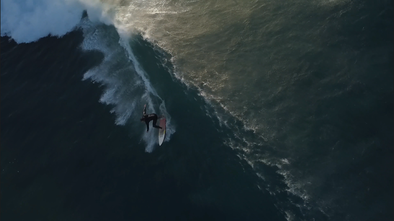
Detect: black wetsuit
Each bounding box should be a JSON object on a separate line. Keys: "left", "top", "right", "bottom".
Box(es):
{"left": 141, "top": 106, "right": 162, "bottom": 132}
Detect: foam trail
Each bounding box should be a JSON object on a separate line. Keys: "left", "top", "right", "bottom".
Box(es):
{"left": 118, "top": 37, "right": 162, "bottom": 99}
{"left": 79, "top": 17, "right": 174, "bottom": 152}
{"left": 119, "top": 37, "right": 175, "bottom": 151}
{"left": 78, "top": 19, "right": 142, "bottom": 124}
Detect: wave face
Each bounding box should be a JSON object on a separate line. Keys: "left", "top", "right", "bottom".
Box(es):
{"left": 1, "top": 0, "right": 174, "bottom": 151}
{"left": 78, "top": 18, "right": 174, "bottom": 152}
{"left": 2, "top": 0, "right": 393, "bottom": 220}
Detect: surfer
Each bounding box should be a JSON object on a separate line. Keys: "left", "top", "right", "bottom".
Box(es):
{"left": 140, "top": 104, "right": 162, "bottom": 132}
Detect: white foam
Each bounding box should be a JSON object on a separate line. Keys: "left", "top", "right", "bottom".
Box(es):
{"left": 0, "top": 0, "right": 118, "bottom": 43}
{"left": 1, "top": 0, "right": 83, "bottom": 43}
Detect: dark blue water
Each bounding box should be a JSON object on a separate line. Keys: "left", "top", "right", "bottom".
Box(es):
{"left": 1, "top": 32, "right": 293, "bottom": 221}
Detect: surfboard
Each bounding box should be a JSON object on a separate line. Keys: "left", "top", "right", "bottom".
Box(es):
{"left": 158, "top": 117, "right": 166, "bottom": 146}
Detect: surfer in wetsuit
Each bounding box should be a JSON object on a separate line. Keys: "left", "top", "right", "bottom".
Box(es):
{"left": 140, "top": 104, "right": 162, "bottom": 132}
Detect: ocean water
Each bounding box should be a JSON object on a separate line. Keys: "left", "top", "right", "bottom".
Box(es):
{"left": 1, "top": 0, "right": 393, "bottom": 220}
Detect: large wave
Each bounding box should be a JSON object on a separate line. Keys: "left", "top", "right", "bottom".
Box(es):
{"left": 2, "top": 0, "right": 392, "bottom": 220}
{"left": 1, "top": 0, "right": 174, "bottom": 152}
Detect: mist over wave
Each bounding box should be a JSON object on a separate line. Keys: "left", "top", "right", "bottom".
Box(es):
{"left": 0, "top": 0, "right": 117, "bottom": 43}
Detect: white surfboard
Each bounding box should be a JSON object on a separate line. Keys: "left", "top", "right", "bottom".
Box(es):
{"left": 158, "top": 117, "right": 166, "bottom": 146}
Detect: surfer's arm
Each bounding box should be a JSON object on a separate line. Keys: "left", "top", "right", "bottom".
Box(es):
{"left": 143, "top": 104, "right": 147, "bottom": 115}
{"left": 145, "top": 122, "right": 149, "bottom": 132}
